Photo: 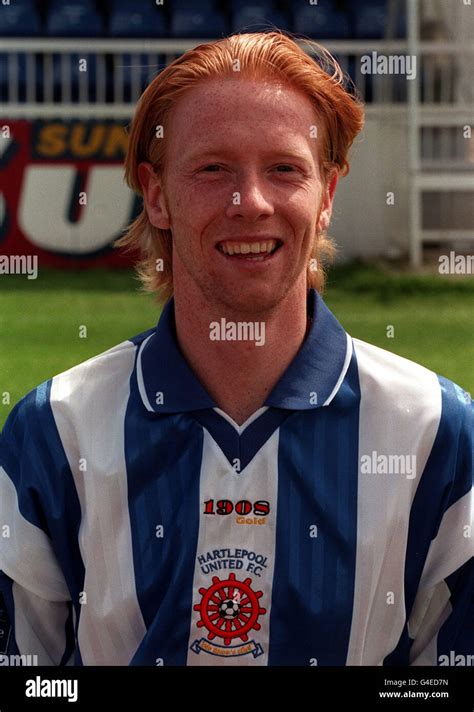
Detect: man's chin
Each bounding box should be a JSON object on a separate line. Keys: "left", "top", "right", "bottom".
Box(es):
{"left": 202, "top": 281, "right": 289, "bottom": 317}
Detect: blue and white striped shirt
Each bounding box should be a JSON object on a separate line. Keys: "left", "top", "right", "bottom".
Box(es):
{"left": 0, "top": 289, "right": 472, "bottom": 665}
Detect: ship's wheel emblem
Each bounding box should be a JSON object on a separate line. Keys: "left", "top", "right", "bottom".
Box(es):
{"left": 194, "top": 573, "right": 267, "bottom": 646}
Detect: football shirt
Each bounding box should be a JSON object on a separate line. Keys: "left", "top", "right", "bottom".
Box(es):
{"left": 0, "top": 288, "right": 472, "bottom": 665}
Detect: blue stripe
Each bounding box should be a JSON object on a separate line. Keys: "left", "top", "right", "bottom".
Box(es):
{"left": 265, "top": 290, "right": 348, "bottom": 410}
{"left": 0, "top": 571, "right": 20, "bottom": 656}
{"left": 59, "top": 602, "right": 76, "bottom": 666}
{"left": 0, "top": 381, "right": 84, "bottom": 603}
{"left": 438, "top": 560, "right": 474, "bottom": 660}
{"left": 268, "top": 353, "right": 360, "bottom": 665}
{"left": 125, "top": 363, "right": 203, "bottom": 665}
{"left": 191, "top": 408, "right": 291, "bottom": 472}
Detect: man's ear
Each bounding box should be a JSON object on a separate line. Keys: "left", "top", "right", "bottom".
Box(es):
{"left": 137, "top": 162, "right": 171, "bottom": 231}
{"left": 318, "top": 168, "right": 339, "bottom": 233}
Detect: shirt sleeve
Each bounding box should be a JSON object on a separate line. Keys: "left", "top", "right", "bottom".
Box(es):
{"left": 408, "top": 389, "right": 474, "bottom": 666}
{"left": 0, "top": 388, "right": 76, "bottom": 666}
{"left": 0, "top": 570, "right": 75, "bottom": 666}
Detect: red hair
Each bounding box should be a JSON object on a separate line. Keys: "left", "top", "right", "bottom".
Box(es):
{"left": 116, "top": 30, "right": 365, "bottom": 303}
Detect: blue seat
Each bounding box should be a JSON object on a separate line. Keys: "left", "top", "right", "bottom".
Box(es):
{"left": 109, "top": 0, "right": 153, "bottom": 6}
{"left": 353, "top": 5, "right": 388, "bottom": 39}
{"left": 293, "top": 6, "right": 350, "bottom": 39}
{"left": 46, "top": 4, "right": 104, "bottom": 37}
{"left": 0, "top": 3, "right": 41, "bottom": 36}
{"left": 349, "top": 0, "right": 406, "bottom": 38}
{"left": 108, "top": 8, "right": 166, "bottom": 37}
{"left": 4, "top": 0, "right": 36, "bottom": 6}
{"left": 169, "top": 0, "right": 215, "bottom": 9}
{"left": 229, "top": 0, "right": 273, "bottom": 11}
{"left": 232, "top": 8, "right": 290, "bottom": 33}
{"left": 349, "top": 0, "right": 407, "bottom": 39}
{"left": 48, "top": 0, "right": 96, "bottom": 9}
{"left": 170, "top": 10, "right": 227, "bottom": 38}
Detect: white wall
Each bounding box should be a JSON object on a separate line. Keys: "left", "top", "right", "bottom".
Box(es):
{"left": 330, "top": 114, "right": 411, "bottom": 261}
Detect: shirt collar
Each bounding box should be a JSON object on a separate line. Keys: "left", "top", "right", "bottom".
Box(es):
{"left": 136, "top": 288, "right": 352, "bottom": 414}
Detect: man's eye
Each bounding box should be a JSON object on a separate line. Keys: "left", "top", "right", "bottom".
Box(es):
{"left": 201, "top": 165, "right": 222, "bottom": 172}
{"left": 275, "top": 165, "right": 296, "bottom": 172}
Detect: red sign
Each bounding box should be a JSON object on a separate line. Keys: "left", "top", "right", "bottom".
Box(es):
{"left": 0, "top": 119, "right": 140, "bottom": 268}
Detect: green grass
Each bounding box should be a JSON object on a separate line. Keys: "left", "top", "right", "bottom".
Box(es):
{"left": 0, "top": 263, "right": 472, "bottom": 429}
{"left": 323, "top": 263, "right": 474, "bottom": 398}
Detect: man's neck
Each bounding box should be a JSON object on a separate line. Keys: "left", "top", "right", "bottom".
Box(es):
{"left": 173, "top": 284, "right": 310, "bottom": 426}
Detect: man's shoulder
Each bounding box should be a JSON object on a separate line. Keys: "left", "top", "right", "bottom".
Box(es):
{"left": 352, "top": 337, "right": 437, "bottom": 383}
{"left": 352, "top": 337, "right": 472, "bottom": 424}
{"left": 49, "top": 326, "right": 154, "bottom": 398}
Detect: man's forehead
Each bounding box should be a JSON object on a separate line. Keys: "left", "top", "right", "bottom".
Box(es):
{"left": 171, "top": 77, "right": 317, "bottom": 124}
{"left": 168, "top": 79, "right": 320, "bottom": 162}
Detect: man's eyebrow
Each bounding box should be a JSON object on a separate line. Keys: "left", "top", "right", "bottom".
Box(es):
{"left": 183, "top": 148, "right": 314, "bottom": 166}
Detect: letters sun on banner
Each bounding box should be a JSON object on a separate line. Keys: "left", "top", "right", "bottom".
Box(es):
{"left": 0, "top": 120, "right": 140, "bottom": 268}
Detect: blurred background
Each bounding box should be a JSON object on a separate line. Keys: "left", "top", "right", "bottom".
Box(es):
{"left": 0, "top": 0, "right": 473, "bottom": 425}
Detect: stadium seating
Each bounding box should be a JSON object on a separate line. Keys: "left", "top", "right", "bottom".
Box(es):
{"left": 0, "top": 1, "right": 41, "bottom": 36}
{"left": 171, "top": 0, "right": 216, "bottom": 9}
{"left": 0, "top": 0, "right": 406, "bottom": 41}
{"left": 293, "top": 5, "right": 350, "bottom": 40}
{"left": 232, "top": 7, "right": 290, "bottom": 34}
{"left": 108, "top": 7, "right": 167, "bottom": 38}
{"left": 228, "top": 0, "right": 273, "bottom": 11}
{"left": 45, "top": 2, "right": 104, "bottom": 38}
{"left": 170, "top": 9, "right": 227, "bottom": 38}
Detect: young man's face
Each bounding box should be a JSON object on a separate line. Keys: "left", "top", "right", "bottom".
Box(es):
{"left": 140, "top": 77, "right": 337, "bottom": 315}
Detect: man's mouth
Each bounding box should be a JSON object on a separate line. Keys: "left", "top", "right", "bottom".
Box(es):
{"left": 216, "top": 239, "right": 283, "bottom": 262}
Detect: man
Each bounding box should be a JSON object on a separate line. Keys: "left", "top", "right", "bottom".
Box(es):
{"left": 0, "top": 31, "right": 472, "bottom": 666}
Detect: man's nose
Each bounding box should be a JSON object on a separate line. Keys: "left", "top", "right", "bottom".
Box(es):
{"left": 225, "top": 172, "right": 275, "bottom": 220}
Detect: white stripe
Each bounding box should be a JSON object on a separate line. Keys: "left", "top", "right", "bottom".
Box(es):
{"left": 213, "top": 406, "right": 269, "bottom": 434}
{"left": 323, "top": 332, "right": 353, "bottom": 406}
{"left": 418, "top": 490, "right": 474, "bottom": 591}
{"left": 136, "top": 334, "right": 154, "bottom": 412}
{"left": 50, "top": 339, "right": 147, "bottom": 665}
{"left": 409, "top": 582, "right": 452, "bottom": 665}
{"left": 0, "top": 467, "right": 69, "bottom": 601}
{"left": 346, "top": 339, "right": 442, "bottom": 665}
{"left": 187, "top": 428, "right": 279, "bottom": 665}
{"left": 13, "top": 582, "right": 71, "bottom": 665}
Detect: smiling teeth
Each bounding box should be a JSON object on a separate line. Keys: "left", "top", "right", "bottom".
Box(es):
{"left": 219, "top": 240, "right": 277, "bottom": 255}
